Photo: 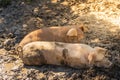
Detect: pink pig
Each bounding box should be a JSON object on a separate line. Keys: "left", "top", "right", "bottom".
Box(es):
{"left": 20, "top": 41, "right": 112, "bottom": 68}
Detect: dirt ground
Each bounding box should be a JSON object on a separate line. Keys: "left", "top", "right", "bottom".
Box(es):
{"left": 0, "top": 0, "right": 120, "bottom": 80}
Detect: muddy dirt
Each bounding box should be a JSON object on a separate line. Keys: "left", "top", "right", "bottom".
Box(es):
{"left": 0, "top": 0, "right": 120, "bottom": 80}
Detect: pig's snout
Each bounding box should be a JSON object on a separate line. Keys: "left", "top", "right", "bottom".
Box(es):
{"left": 95, "top": 59, "right": 112, "bottom": 68}
{"left": 104, "top": 60, "right": 112, "bottom": 68}
{"left": 101, "top": 58, "right": 113, "bottom": 68}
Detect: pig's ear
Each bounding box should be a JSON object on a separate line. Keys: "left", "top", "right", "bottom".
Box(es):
{"left": 88, "top": 53, "right": 95, "bottom": 65}
{"left": 66, "top": 28, "right": 77, "bottom": 36}
{"left": 94, "top": 47, "right": 107, "bottom": 55}
{"left": 94, "top": 47, "right": 107, "bottom": 61}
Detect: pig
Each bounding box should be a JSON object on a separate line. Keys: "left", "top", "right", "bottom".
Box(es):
{"left": 20, "top": 41, "right": 112, "bottom": 68}
{"left": 19, "top": 24, "right": 87, "bottom": 47}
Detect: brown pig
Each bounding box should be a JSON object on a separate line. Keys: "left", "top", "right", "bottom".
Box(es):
{"left": 19, "top": 25, "right": 87, "bottom": 47}
{"left": 21, "top": 41, "right": 112, "bottom": 68}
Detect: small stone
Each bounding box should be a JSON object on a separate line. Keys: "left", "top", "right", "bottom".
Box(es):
{"left": 33, "top": 7, "right": 39, "bottom": 14}
{"left": 22, "top": 24, "right": 28, "bottom": 31}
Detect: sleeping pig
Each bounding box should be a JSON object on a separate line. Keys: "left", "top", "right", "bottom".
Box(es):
{"left": 19, "top": 24, "right": 87, "bottom": 47}
{"left": 20, "top": 41, "right": 112, "bottom": 68}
